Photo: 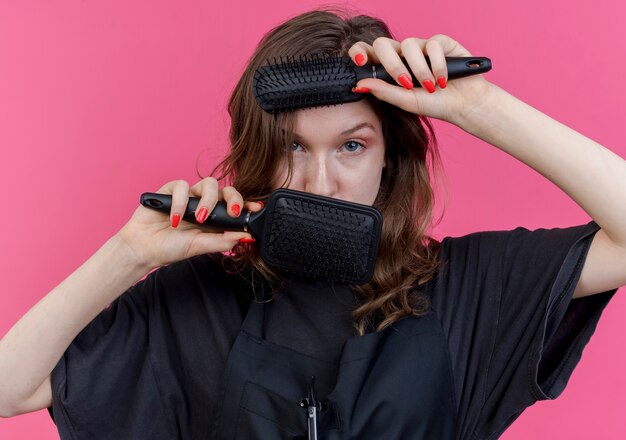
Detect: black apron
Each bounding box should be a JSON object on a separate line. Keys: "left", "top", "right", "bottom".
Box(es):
{"left": 212, "top": 287, "right": 458, "bottom": 439}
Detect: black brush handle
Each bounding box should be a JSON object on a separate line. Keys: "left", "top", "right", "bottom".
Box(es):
{"left": 355, "top": 56, "right": 491, "bottom": 85}
{"left": 140, "top": 192, "right": 252, "bottom": 232}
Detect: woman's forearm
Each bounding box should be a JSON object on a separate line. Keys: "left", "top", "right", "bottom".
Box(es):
{"left": 454, "top": 83, "right": 626, "bottom": 246}
{"left": 0, "top": 233, "right": 151, "bottom": 416}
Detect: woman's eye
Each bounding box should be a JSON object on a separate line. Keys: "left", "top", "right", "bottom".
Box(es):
{"left": 291, "top": 142, "right": 303, "bottom": 152}
{"left": 342, "top": 140, "right": 363, "bottom": 152}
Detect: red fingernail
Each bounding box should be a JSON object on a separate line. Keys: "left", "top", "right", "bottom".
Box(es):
{"left": 232, "top": 204, "right": 241, "bottom": 216}
{"left": 437, "top": 76, "right": 447, "bottom": 89}
{"left": 423, "top": 80, "right": 436, "bottom": 93}
{"left": 398, "top": 74, "right": 413, "bottom": 90}
{"left": 257, "top": 201, "right": 265, "bottom": 208}
{"left": 354, "top": 53, "right": 365, "bottom": 66}
{"left": 171, "top": 213, "right": 181, "bottom": 228}
{"left": 238, "top": 237, "right": 256, "bottom": 243}
{"left": 352, "top": 87, "right": 370, "bottom": 93}
{"left": 196, "top": 207, "right": 208, "bottom": 224}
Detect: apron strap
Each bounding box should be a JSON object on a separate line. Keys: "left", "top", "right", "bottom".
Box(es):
{"left": 240, "top": 278, "right": 268, "bottom": 339}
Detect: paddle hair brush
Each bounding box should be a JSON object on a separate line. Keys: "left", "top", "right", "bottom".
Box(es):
{"left": 140, "top": 189, "right": 382, "bottom": 284}
{"left": 253, "top": 55, "right": 492, "bottom": 113}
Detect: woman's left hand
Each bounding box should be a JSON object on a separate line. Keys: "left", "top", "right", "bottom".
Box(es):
{"left": 349, "top": 35, "right": 495, "bottom": 125}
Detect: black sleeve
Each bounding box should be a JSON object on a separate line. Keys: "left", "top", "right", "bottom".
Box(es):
{"left": 429, "top": 220, "right": 617, "bottom": 440}
{"left": 48, "top": 254, "right": 250, "bottom": 440}
{"left": 48, "top": 268, "right": 175, "bottom": 440}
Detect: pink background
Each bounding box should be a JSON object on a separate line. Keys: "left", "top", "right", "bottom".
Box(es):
{"left": 1, "top": 0, "right": 624, "bottom": 438}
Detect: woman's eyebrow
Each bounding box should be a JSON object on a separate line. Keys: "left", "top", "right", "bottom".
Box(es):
{"left": 340, "top": 122, "right": 376, "bottom": 136}
{"left": 292, "top": 122, "right": 377, "bottom": 139}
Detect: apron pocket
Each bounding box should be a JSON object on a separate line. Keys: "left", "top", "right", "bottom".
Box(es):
{"left": 236, "top": 381, "right": 306, "bottom": 438}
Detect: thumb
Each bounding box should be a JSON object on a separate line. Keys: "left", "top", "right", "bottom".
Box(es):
{"left": 190, "top": 231, "right": 255, "bottom": 255}
{"left": 355, "top": 78, "right": 429, "bottom": 115}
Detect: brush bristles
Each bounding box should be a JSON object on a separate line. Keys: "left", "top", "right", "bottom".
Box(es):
{"left": 260, "top": 194, "right": 381, "bottom": 284}
{"left": 253, "top": 55, "right": 362, "bottom": 113}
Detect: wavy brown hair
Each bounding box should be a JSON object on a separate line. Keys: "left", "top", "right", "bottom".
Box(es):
{"left": 205, "top": 8, "right": 446, "bottom": 336}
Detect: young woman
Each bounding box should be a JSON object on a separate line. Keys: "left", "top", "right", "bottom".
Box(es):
{"left": 1, "top": 9, "right": 624, "bottom": 440}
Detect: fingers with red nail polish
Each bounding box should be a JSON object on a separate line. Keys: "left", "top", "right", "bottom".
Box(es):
{"left": 196, "top": 207, "right": 209, "bottom": 224}
{"left": 135, "top": 178, "right": 262, "bottom": 268}
{"left": 422, "top": 80, "right": 436, "bottom": 93}
{"left": 220, "top": 186, "right": 243, "bottom": 219}
{"left": 398, "top": 74, "right": 413, "bottom": 90}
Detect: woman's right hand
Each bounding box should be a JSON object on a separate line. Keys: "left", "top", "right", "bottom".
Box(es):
{"left": 117, "top": 178, "right": 263, "bottom": 270}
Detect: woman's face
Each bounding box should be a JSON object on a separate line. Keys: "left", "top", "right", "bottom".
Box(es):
{"left": 272, "top": 100, "right": 386, "bottom": 206}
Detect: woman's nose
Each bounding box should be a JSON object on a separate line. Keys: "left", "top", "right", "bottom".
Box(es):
{"left": 303, "top": 156, "right": 337, "bottom": 197}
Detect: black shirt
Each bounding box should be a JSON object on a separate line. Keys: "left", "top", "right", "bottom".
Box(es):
{"left": 48, "top": 220, "right": 616, "bottom": 439}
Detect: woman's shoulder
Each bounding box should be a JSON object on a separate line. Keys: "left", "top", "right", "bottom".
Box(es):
{"left": 427, "top": 221, "right": 601, "bottom": 298}
{"left": 127, "top": 253, "right": 254, "bottom": 317}
{"left": 438, "top": 221, "right": 600, "bottom": 258}
{"left": 151, "top": 253, "right": 239, "bottom": 286}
